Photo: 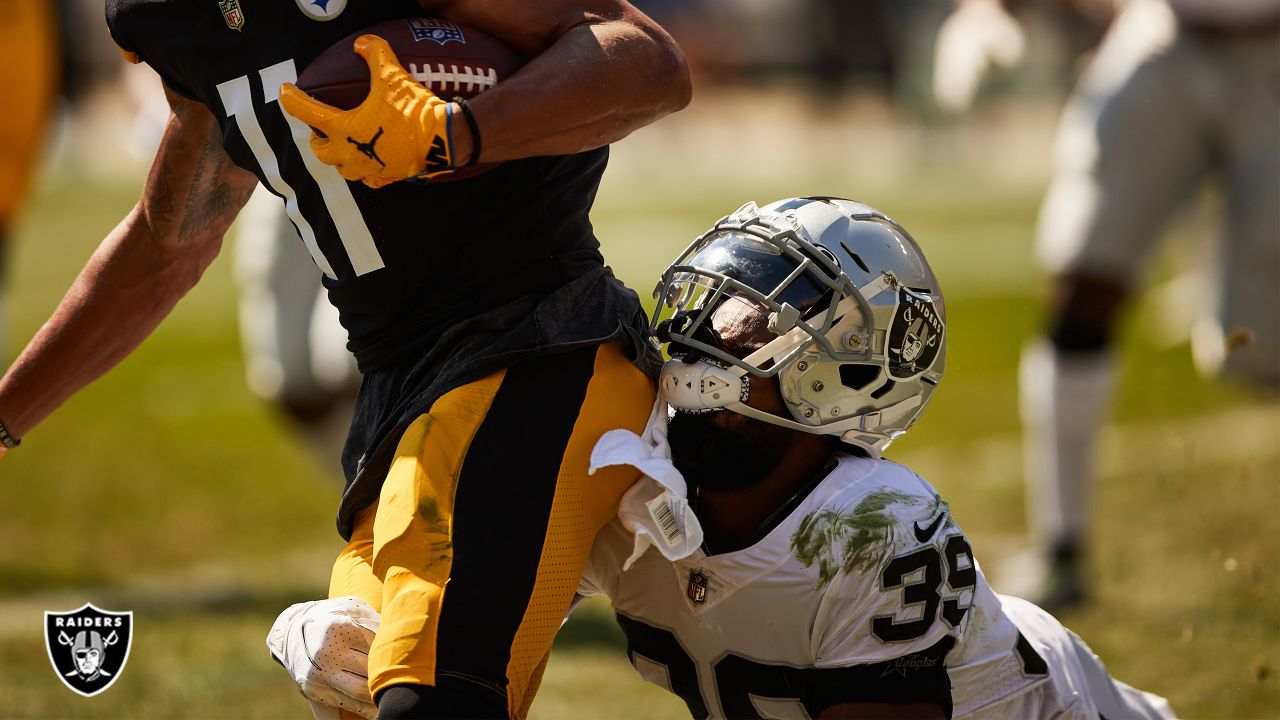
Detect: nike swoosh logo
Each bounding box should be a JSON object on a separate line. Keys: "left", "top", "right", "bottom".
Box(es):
{"left": 913, "top": 512, "right": 947, "bottom": 542}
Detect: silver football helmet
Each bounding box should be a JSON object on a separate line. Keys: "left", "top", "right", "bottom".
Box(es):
{"left": 651, "top": 197, "right": 946, "bottom": 457}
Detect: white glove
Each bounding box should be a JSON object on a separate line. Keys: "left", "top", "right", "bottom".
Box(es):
{"left": 933, "top": 0, "right": 1027, "bottom": 113}
{"left": 267, "top": 596, "right": 381, "bottom": 720}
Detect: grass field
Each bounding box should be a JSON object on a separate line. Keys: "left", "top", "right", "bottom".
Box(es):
{"left": 0, "top": 96, "right": 1276, "bottom": 718}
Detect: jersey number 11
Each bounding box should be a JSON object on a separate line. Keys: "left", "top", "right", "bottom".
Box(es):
{"left": 217, "top": 59, "right": 385, "bottom": 280}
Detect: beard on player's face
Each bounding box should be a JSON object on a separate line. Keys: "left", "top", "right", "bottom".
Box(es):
{"left": 668, "top": 408, "right": 791, "bottom": 493}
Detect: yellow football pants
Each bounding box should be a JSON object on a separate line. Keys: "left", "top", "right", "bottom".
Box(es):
{"left": 0, "top": 0, "right": 58, "bottom": 224}
{"left": 329, "top": 342, "right": 654, "bottom": 718}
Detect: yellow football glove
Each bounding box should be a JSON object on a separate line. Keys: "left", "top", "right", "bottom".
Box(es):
{"left": 280, "top": 34, "right": 456, "bottom": 189}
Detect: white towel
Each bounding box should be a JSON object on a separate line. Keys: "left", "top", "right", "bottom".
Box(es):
{"left": 589, "top": 397, "right": 703, "bottom": 570}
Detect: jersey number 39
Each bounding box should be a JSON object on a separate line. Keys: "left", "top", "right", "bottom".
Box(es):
{"left": 873, "top": 534, "right": 976, "bottom": 642}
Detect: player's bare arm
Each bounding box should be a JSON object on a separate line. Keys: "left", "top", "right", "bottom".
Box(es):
{"left": 429, "top": 0, "right": 692, "bottom": 163}
{"left": 279, "top": 0, "right": 690, "bottom": 186}
{"left": 0, "top": 87, "right": 257, "bottom": 440}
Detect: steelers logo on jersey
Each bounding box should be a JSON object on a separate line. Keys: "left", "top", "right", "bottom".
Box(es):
{"left": 885, "top": 287, "right": 944, "bottom": 381}
{"left": 295, "top": 0, "right": 347, "bottom": 22}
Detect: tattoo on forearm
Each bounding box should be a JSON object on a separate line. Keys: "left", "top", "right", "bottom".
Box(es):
{"left": 145, "top": 103, "right": 253, "bottom": 247}
{"left": 177, "top": 125, "right": 251, "bottom": 245}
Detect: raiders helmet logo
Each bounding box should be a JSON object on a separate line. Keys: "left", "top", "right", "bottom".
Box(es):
{"left": 44, "top": 603, "right": 133, "bottom": 697}
{"left": 885, "top": 288, "right": 944, "bottom": 381}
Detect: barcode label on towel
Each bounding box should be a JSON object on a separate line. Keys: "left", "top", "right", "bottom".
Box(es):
{"left": 646, "top": 494, "right": 685, "bottom": 548}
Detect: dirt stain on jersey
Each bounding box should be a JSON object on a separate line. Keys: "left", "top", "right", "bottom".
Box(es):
{"left": 791, "top": 490, "right": 923, "bottom": 589}
{"left": 926, "top": 494, "right": 955, "bottom": 534}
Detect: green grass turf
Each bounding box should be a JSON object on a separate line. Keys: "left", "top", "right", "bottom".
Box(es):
{"left": 0, "top": 169, "right": 1275, "bottom": 718}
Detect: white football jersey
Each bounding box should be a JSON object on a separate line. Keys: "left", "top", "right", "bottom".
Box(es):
{"left": 579, "top": 454, "right": 1174, "bottom": 719}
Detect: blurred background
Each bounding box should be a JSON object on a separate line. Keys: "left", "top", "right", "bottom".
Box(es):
{"left": 0, "top": 0, "right": 1276, "bottom": 717}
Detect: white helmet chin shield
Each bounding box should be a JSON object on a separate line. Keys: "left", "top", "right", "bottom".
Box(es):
{"left": 651, "top": 197, "right": 946, "bottom": 457}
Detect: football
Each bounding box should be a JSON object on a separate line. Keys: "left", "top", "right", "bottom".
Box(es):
{"left": 297, "top": 17, "right": 525, "bottom": 181}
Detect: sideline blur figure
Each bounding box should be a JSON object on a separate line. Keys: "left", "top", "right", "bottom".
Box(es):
{"left": 934, "top": 0, "right": 1280, "bottom": 608}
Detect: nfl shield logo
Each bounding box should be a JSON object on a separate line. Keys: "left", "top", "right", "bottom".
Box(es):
{"left": 687, "top": 570, "right": 709, "bottom": 604}
{"left": 218, "top": 0, "right": 245, "bottom": 31}
{"left": 409, "top": 18, "right": 466, "bottom": 45}
{"left": 44, "top": 603, "right": 133, "bottom": 697}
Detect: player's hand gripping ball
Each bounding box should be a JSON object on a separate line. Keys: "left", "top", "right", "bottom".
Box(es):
{"left": 281, "top": 34, "right": 452, "bottom": 188}
{"left": 281, "top": 19, "right": 522, "bottom": 188}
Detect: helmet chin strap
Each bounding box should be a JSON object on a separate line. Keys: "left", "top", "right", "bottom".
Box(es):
{"left": 659, "top": 360, "right": 918, "bottom": 458}
{"left": 658, "top": 311, "right": 819, "bottom": 414}
{"left": 659, "top": 355, "right": 871, "bottom": 433}
{"left": 658, "top": 359, "right": 750, "bottom": 412}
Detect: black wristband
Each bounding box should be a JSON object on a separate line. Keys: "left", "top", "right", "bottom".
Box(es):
{"left": 0, "top": 417, "right": 20, "bottom": 449}
{"left": 452, "top": 96, "right": 482, "bottom": 167}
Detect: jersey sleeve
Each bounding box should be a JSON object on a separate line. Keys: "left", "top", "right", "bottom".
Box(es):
{"left": 802, "top": 468, "right": 964, "bottom": 714}
{"left": 575, "top": 565, "right": 605, "bottom": 598}
{"left": 103, "top": 0, "right": 139, "bottom": 57}
{"left": 813, "top": 529, "right": 962, "bottom": 656}
{"left": 104, "top": 0, "right": 201, "bottom": 101}
{"left": 575, "top": 519, "right": 626, "bottom": 598}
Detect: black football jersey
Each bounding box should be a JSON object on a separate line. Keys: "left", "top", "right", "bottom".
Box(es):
{"left": 106, "top": 0, "right": 610, "bottom": 372}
